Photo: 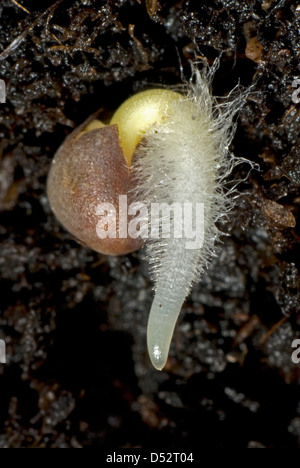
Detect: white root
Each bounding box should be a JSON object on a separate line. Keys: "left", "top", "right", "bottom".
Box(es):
{"left": 132, "top": 63, "right": 251, "bottom": 370}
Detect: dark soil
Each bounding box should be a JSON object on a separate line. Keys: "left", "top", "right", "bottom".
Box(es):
{"left": 0, "top": 0, "right": 299, "bottom": 448}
